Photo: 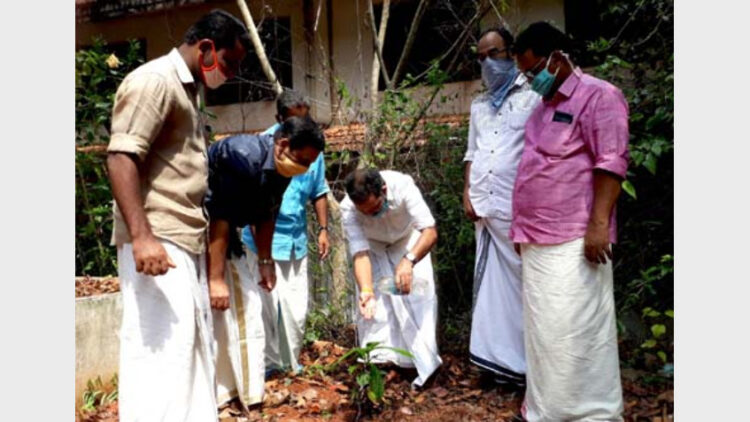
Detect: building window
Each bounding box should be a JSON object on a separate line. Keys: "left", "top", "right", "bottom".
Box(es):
{"left": 205, "top": 17, "right": 293, "bottom": 106}
{"left": 374, "top": 0, "right": 481, "bottom": 89}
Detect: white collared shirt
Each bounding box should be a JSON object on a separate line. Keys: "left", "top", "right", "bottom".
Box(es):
{"left": 464, "top": 73, "right": 540, "bottom": 219}
{"left": 341, "top": 170, "right": 436, "bottom": 255}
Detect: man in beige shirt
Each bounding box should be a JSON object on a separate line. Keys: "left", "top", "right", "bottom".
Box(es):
{"left": 105, "top": 9, "right": 249, "bottom": 421}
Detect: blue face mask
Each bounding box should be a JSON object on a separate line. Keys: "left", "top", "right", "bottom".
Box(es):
{"left": 481, "top": 57, "right": 519, "bottom": 109}
{"left": 373, "top": 197, "right": 389, "bottom": 218}
{"left": 530, "top": 56, "right": 560, "bottom": 97}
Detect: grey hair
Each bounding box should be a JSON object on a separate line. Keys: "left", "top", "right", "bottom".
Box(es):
{"left": 276, "top": 89, "right": 309, "bottom": 118}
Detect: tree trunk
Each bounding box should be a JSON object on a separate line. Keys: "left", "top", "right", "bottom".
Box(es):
{"left": 236, "top": 0, "right": 283, "bottom": 95}
{"left": 388, "top": 0, "right": 431, "bottom": 89}
{"left": 370, "top": 0, "right": 390, "bottom": 107}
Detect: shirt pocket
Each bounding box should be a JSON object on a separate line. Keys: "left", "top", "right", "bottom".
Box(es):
{"left": 507, "top": 107, "right": 534, "bottom": 130}
{"left": 534, "top": 120, "right": 579, "bottom": 158}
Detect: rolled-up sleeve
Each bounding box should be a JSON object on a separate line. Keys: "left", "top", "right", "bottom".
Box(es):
{"left": 309, "top": 154, "right": 330, "bottom": 200}
{"left": 402, "top": 175, "right": 436, "bottom": 230}
{"left": 585, "top": 86, "right": 630, "bottom": 178}
{"left": 108, "top": 72, "right": 172, "bottom": 161}
{"left": 341, "top": 199, "right": 370, "bottom": 255}
{"left": 463, "top": 105, "right": 478, "bottom": 162}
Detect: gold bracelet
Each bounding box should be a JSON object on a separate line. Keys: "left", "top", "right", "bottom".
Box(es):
{"left": 258, "top": 258, "right": 274, "bottom": 266}
{"left": 360, "top": 288, "right": 374, "bottom": 294}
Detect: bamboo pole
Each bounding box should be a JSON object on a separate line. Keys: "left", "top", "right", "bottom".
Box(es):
{"left": 235, "top": 0, "right": 283, "bottom": 96}
{"left": 370, "top": 0, "right": 390, "bottom": 106}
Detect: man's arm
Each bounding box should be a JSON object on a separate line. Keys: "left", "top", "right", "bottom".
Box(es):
{"left": 463, "top": 108, "right": 479, "bottom": 221}
{"left": 584, "top": 170, "right": 622, "bottom": 264}
{"left": 395, "top": 226, "right": 438, "bottom": 294}
{"left": 582, "top": 88, "right": 630, "bottom": 264}
{"left": 463, "top": 162, "right": 478, "bottom": 221}
{"left": 313, "top": 194, "right": 330, "bottom": 259}
{"left": 353, "top": 251, "right": 375, "bottom": 319}
{"left": 255, "top": 217, "right": 277, "bottom": 291}
{"left": 207, "top": 218, "right": 231, "bottom": 310}
{"left": 107, "top": 152, "right": 175, "bottom": 276}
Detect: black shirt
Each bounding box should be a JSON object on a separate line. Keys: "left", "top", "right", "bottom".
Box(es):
{"left": 204, "top": 134, "right": 290, "bottom": 256}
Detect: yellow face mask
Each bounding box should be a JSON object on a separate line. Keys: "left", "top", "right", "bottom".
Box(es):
{"left": 275, "top": 152, "right": 309, "bottom": 178}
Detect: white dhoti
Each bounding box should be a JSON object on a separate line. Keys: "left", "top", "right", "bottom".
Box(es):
{"left": 117, "top": 241, "right": 217, "bottom": 422}
{"left": 357, "top": 230, "right": 442, "bottom": 387}
{"left": 214, "top": 252, "right": 266, "bottom": 408}
{"left": 469, "top": 218, "right": 526, "bottom": 386}
{"left": 259, "top": 251, "right": 310, "bottom": 373}
{"left": 521, "top": 238, "right": 624, "bottom": 422}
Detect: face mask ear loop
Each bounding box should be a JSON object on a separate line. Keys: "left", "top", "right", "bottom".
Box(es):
{"left": 200, "top": 41, "right": 218, "bottom": 71}
{"left": 546, "top": 53, "right": 561, "bottom": 77}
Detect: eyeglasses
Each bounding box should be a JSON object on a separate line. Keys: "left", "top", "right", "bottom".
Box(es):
{"left": 477, "top": 47, "right": 508, "bottom": 64}
{"left": 523, "top": 57, "right": 547, "bottom": 80}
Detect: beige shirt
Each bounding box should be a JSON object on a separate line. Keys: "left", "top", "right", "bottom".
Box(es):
{"left": 108, "top": 48, "right": 209, "bottom": 254}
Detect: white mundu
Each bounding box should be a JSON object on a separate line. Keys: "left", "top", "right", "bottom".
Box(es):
{"left": 521, "top": 239, "right": 624, "bottom": 422}
{"left": 341, "top": 170, "right": 442, "bottom": 387}
{"left": 258, "top": 252, "right": 309, "bottom": 373}
{"left": 463, "top": 72, "right": 539, "bottom": 385}
{"left": 117, "top": 241, "right": 217, "bottom": 422}
{"left": 213, "top": 252, "right": 266, "bottom": 409}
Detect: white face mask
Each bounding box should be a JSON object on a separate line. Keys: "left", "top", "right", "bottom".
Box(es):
{"left": 199, "top": 42, "right": 228, "bottom": 90}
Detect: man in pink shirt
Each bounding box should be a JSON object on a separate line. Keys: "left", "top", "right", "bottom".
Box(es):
{"left": 510, "top": 22, "right": 629, "bottom": 421}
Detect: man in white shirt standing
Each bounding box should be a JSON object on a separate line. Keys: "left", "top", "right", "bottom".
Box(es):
{"left": 463, "top": 27, "right": 540, "bottom": 390}
{"left": 341, "top": 169, "right": 442, "bottom": 387}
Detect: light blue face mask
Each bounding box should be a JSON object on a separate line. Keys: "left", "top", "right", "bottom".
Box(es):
{"left": 373, "top": 197, "right": 389, "bottom": 218}
{"left": 481, "top": 57, "right": 519, "bottom": 109}
{"left": 530, "top": 56, "right": 559, "bottom": 97}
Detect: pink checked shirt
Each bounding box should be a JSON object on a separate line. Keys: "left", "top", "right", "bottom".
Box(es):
{"left": 509, "top": 68, "right": 629, "bottom": 245}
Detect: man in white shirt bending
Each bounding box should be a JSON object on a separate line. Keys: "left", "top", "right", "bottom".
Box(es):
{"left": 340, "top": 169, "right": 442, "bottom": 387}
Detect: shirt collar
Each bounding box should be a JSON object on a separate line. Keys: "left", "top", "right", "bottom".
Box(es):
{"left": 482, "top": 72, "right": 528, "bottom": 104}
{"left": 167, "top": 48, "right": 194, "bottom": 84}
{"left": 555, "top": 66, "right": 583, "bottom": 99}
{"left": 513, "top": 71, "right": 528, "bottom": 88}
{"left": 261, "top": 135, "right": 277, "bottom": 172}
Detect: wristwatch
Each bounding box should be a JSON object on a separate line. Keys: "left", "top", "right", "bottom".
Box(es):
{"left": 318, "top": 225, "right": 328, "bottom": 234}
{"left": 404, "top": 252, "right": 418, "bottom": 265}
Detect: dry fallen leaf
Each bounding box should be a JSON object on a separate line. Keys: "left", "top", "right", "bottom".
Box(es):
{"left": 657, "top": 390, "right": 674, "bottom": 403}
{"left": 330, "top": 383, "right": 349, "bottom": 393}
{"left": 263, "top": 389, "right": 291, "bottom": 407}
{"left": 400, "top": 406, "right": 414, "bottom": 415}
{"left": 432, "top": 387, "right": 449, "bottom": 398}
{"left": 300, "top": 388, "right": 319, "bottom": 401}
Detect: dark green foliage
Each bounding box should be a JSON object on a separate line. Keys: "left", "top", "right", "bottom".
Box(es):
{"left": 75, "top": 38, "right": 143, "bottom": 275}
{"left": 583, "top": 0, "right": 674, "bottom": 369}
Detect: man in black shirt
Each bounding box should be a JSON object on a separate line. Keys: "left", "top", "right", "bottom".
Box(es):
{"left": 205, "top": 115, "right": 325, "bottom": 407}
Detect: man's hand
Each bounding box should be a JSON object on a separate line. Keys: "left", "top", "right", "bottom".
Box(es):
{"left": 209, "top": 278, "right": 230, "bottom": 311}
{"left": 584, "top": 220, "right": 613, "bottom": 264}
{"left": 395, "top": 258, "right": 414, "bottom": 294}
{"left": 258, "top": 261, "right": 277, "bottom": 292}
{"left": 132, "top": 235, "right": 176, "bottom": 276}
{"left": 463, "top": 190, "right": 479, "bottom": 221}
{"left": 358, "top": 291, "right": 375, "bottom": 319}
{"left": 318, "top": 230, "right": 331, "bottom": 260}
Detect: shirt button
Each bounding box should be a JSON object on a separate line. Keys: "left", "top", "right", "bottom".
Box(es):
{"left": 491, "top": 150, "right": 495, "bottom": 153}
{"left": 489, "top": 170, "right": 493, "bottom": 174}
{"left": 490, "top": 191, "right": 494, "bottom": 194}
{"left": 494, "top": 131, "right": 498, "bottom": 135}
